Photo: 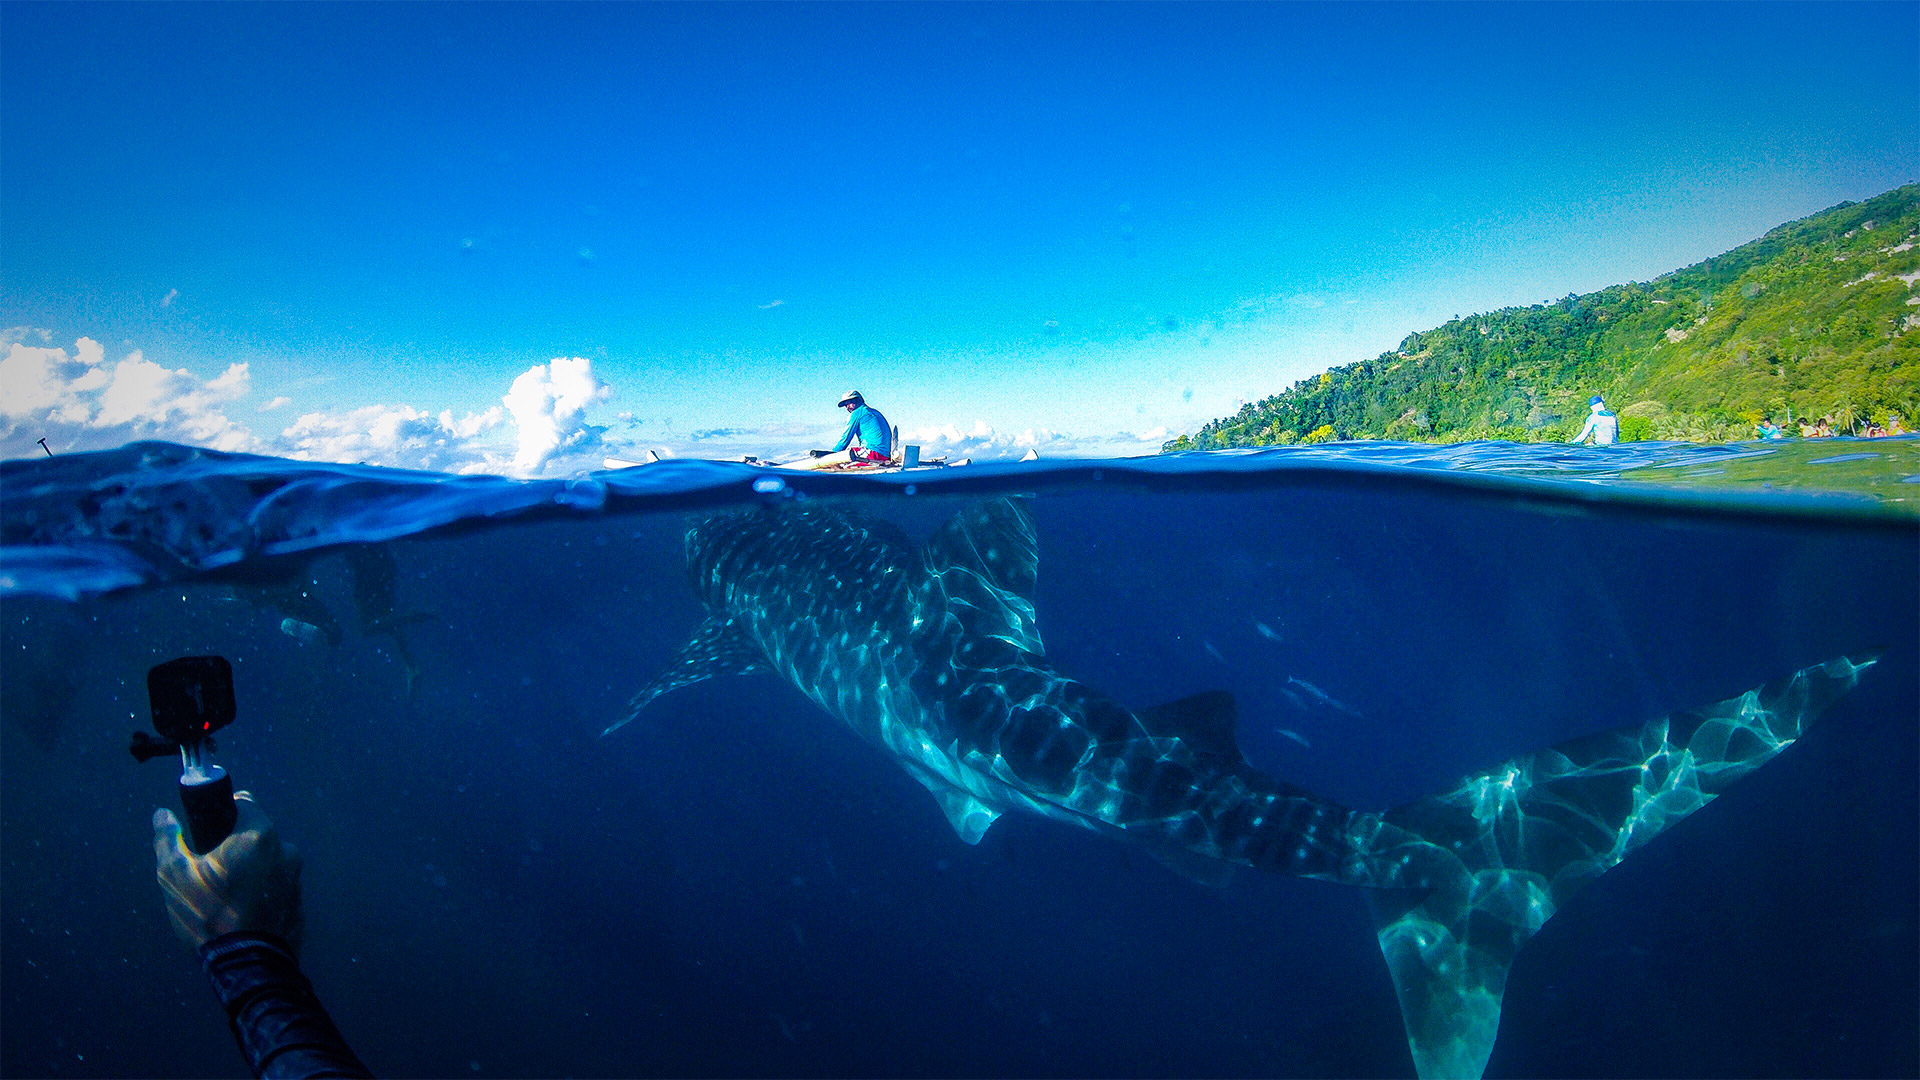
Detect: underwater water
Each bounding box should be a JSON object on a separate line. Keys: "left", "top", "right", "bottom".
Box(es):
{"left": 2, "top": 439, "right": 1916, "bottom": 1079}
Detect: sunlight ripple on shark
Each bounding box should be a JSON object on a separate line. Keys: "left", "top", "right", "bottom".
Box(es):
{"left": 605, "top": 497, "right": 1875, "bottom": 1079}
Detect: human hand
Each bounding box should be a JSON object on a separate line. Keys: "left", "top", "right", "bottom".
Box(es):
{"left": 153, "top": 791, "right": 304, "bottom": 952}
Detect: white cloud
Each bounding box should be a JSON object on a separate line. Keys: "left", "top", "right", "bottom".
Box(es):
{"left": 94, "top": 353, "right": 249, "bottom": 435}
{"left": 599, "top": 422, "right": 817, "bottom": 464}
{"left": 600, "top": 414, "right": 1174, "bottom": 467}
{"left": 1, "top": 339, "right": 98, "bottom": 420}
{"left": 161, "top": 289, "right": 179, "bottom": 307}
{"left": 898, "top": 420, "right": 1167, "bottom": 461}
{"left": 1, "top": 335, "right": 620, "bottom": 477}
{"left": 502, "top": 356, "right": 611, "bottom": 475}
{"left": 5, "top": 335, "right": 1180, "bottom": 474}
{"left": 1, "top": 336, "right": 252, "bottom": 452}
{"left": 901, "top": 422, "right": 1053, "bottom": 460}
{"left": 758, "top": 299, "right": 786, "bottom": 309}
{"left": 273, "top": 404, "right": 504, "bottom": 472}
{"left": 271, "top": 358, "right": 616, "bottom": 476}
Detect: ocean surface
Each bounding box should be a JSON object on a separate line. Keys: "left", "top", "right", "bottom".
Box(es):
{"left": 2, "top": 438, "right": 1916, "bottom": 1079}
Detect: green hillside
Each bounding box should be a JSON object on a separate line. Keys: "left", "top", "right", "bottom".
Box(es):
{"left": 1166, "top": 184, "right": 1920, "bottom": 449}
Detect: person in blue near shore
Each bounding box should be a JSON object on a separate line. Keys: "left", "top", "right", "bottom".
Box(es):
{"left": 1570, "top": 394, "right": 1619, "bottom": 445}
{"left": 828, "top": 390, "right": 893, "bottom": 463}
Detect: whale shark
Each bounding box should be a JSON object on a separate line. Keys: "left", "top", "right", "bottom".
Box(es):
{"left": 606, "top": 497, "right": 1874, "bottom": 1079}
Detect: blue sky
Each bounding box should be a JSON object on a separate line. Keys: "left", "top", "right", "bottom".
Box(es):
{"left": 4, "top": 2, "right": 1915, "bottom": 472}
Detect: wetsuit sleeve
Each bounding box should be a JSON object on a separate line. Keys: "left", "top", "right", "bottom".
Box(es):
{"left": 830, "top": 414, "right": 858, "bottom": 453}
{"left": 199, "top": 932, "right": 373, "bottom": 1079}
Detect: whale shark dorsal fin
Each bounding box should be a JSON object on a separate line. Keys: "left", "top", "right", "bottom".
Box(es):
{"left": 924, "top": 498, "right": 1044, "bottom": 654}
{"left": 927, "top": 782, "right": 1002, "bottom": 844}
{"left": 603, "top": 615, "right": 765, "bottom": 736}
{"left": 1137, "top": 690, "right": 1244, "bottom": 765}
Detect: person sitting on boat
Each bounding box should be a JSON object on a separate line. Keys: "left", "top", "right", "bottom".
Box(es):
{"left": 829, "top": 390, "right": 893, "bottom": 464}
{"left": 1569, "top": 395, "right": 1618, "bottom": 446}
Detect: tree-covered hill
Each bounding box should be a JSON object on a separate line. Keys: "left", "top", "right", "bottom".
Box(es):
{"left": 1166, "top": 184, "right": 1920, "bottom": 449}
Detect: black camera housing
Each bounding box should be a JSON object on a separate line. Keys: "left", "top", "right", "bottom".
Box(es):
{"left": 146, "top": 656, "right": 235, "bottom": 745}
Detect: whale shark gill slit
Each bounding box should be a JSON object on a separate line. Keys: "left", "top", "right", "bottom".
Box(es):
{"left": 606, "top": 496, "right": 1874, "bottom": 1079}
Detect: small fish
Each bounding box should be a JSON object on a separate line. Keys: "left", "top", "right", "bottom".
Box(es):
{"left": 1254, "top": 620, "right": 1284, "bottom": 643}
{"left": 1274, "top": 727, "right": 1312, "bottom": 748}
{"left": 279, "top": 617, "right": 324, "bottom": 645}
{"left": 1287, "top": 675, "right": 1362, "bottom": 718}
{"left": 1203, "top": 640, "right": 1226, "bottom": 664}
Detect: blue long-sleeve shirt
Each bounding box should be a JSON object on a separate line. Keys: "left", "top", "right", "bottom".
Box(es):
{"left": 830, "top": 405, "right": 892, "bottom": 457}
{"left": 1570, "top": 409, "right": 1618, "bottom": 445}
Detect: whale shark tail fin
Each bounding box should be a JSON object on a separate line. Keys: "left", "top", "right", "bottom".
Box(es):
{"left": 1364, "top": 655, "right": 1875, "bottom": 1079}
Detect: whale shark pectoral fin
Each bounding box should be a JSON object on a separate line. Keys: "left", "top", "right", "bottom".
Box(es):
{"left": 1368, "top": 654, "right": 1877, "bottom": 1079}
{"left": 925, "top": 782, "right": 1002, "bottom": 845}
{"left": 924, "top": 498, "right": 1044, "bottom": 654}
{"left": 927, "top": 497, "right": 1038, "bottom": 600}
{"left": 1137, "top": 690, "right": 1244, "bottom": 765}
{"left": 603, "top": 615, "right": 766, "bottom": 736}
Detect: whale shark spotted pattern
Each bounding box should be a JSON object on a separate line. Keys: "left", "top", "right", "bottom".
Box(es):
{"left": 607, "top": 497, "right": 1873, "bottom": 1079}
